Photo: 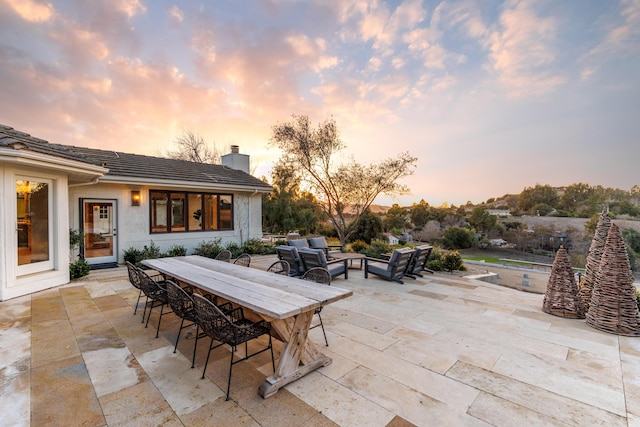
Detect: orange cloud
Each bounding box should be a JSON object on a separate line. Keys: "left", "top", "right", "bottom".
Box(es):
{"left": 4, "top": 0, "right": 53, "bottom": 22}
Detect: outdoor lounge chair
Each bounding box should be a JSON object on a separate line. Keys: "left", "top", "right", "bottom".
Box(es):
{"left": 275, "top": 245, "right": 306, "bottom": 276}
{"left": 364, "top": 248, "right": 414, "bottom": 284}
{"left": 287, "top": 238, "right": 310, "bottom": 250}
{"left": 299, "top": 248, "right": 348, "bottom": 280}
{"left": 405, "top": 245, "right": 434, "bottom": 278}
{"left": 309, "top": 236, "right": 343, "bottom": 258}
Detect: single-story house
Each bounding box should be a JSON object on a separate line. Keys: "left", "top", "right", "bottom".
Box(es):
{"left": 0, "top": 124, "right": 272, "bottom": 301}
{"left": 384, "top": 233, "right": 399, "bottom": 245}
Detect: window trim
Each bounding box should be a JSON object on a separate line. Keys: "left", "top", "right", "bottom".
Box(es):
{"left": 149, "top": 190, "right": 234, "bottom": 234}
{"left": 16, "top": 175, "right": 54, "bottom": 275}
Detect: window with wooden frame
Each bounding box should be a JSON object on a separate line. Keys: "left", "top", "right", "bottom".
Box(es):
{"left": 150, "top": 190, "right": 233, "bottom": 233}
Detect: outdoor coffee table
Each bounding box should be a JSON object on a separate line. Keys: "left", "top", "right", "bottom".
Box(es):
{"left": 332, "top": 252, "right": 366, "bottom": 269}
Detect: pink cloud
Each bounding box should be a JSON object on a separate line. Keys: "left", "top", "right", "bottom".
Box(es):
{"left": 4, "top": 0, "right": 53, "bottom": 23}
{"left": 487, "top": 0, "right": 564, "bottom": 96}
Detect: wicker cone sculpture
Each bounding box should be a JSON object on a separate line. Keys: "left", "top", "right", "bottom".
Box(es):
{"left": 586, "top": 223, "right": 640, "bottom": 336}
{"left": 542, "top": 246, "right": 585, "bottom": 318}
{"left": 579, "top": 211, "right": 611, "bottom": 310}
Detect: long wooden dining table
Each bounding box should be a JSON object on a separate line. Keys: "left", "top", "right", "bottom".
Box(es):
{"left": 141, "top": 255, "right": 353, "bottom": 398}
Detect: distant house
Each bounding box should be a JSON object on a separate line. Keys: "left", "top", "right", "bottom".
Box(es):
{"left": 487, "top": 209, "right": 511, "bottom": 217}
{"left": 384, "top": 233, "right": 400, "bottom": 245}
{"left": 0, "top": 124, "right": 272, "bottom": 300}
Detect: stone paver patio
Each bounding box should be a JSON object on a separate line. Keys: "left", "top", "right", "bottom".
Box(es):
{"left": 1, "top": 255, "right": 639, "bottom": 426}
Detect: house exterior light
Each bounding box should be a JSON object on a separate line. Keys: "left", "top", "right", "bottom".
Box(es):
{"left": 131, "top": 190, "right": 141, "bottom": 206}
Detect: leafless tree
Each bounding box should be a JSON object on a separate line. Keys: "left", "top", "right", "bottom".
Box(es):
{"left": 165, "top": 129, "right": 221, "bottom": 164}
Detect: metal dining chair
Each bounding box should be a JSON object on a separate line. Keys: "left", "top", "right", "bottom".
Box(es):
{"left": 137, "top": 268, "right": 172, "bottom": 338}
{"left": 233, "top": 253, "right": 251, "bottom": 267}
{"left": 192, "top": 293, "right": 275, "bottom": 400}
{"left": 126, "top": 261, "right": 144, "bottom": 316}
{"left": 267, "top": 260, "right": 290, "bottom": 275}
{"left": 215, "top": 250, "right": 232, "bottom": 262}
{"left": 301, "top": 267, "right": 331, "bottom": 346}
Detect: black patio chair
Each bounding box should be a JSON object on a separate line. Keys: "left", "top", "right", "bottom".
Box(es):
{"left": 301, "top": 267, "right": 331, "bottom": 346}
{"left": 137, "top": 269, "right": 172, "bottom": 338}
{"left": 165, "top": 280, "right": 198, "bottom": 357}
{"left": 275, "top": 245, "right": 305, "bottom": 276}
{"left": 308, "top": 236, "right": 343, "bottom": 259}
{"left": 287, "top": 238, "right": 310, "bottom": 250}
{"left": 192, "top": 293, "right": 275, "bottom": 401}
{"left": 405, "top": 245, "right": 434, "bottom": 278}
{"left": 215, "top": 250, "right": 232, "bottom": 262}
{"left": 364, "top": 248, "right": 415, "bottom": 285}
{"left": 126, "top": 261, "right": 144, "bottom": 316}
{"left": 299, "top": 248, "right": 348, "bottom": 280}
{"left": 165, "top": 280, "right": 233, "bottom": 367}
{"left": 233, "top": 253, "right": 251, "bottom": 267}
{"left": 267, "top": 260, "right": 290, "bottom": 276}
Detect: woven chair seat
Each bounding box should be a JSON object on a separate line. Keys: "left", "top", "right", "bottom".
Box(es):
{"left": 126, "top": 261, "right": 144, "bottom": 316}
{"left": 267, "top": 260, "right": 290, "bottom": 275}
{"left": 192, "top": 294, "right": 274, "bottom": 400}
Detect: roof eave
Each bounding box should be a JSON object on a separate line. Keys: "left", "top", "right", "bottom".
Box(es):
{"left": 98, "top": 175, "right": 272, "bottom": 193}
{"left": 0, "top": 148, "right": 108, "bottom": 178}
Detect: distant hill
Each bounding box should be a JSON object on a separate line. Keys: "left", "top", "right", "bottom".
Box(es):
{"left": 369, "top": 204, "right": 390, "bottom": 214}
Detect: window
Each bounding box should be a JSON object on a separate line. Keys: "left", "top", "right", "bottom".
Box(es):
{"left": 170, "top": 193, "right": 186, "bottom": 232}
{"left": 150, "top": 190, "right": 233, "bottom": 233}
{"left": 16, "top": 177, "right": 52, "bottom": 270}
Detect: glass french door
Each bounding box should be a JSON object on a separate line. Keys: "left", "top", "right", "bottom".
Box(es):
{"left": 16, "top": 177, "right": 53, "bottom": 275}
{"left": 82, "top": 199, "right": 118, "bottom": 265}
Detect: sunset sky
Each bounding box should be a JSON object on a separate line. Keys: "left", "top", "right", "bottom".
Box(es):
{"left": 1, "top": 0, "right": 638, "bottom": 206}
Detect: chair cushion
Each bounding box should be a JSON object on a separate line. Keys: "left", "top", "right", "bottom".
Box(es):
{"left": 327, "top": 263, "right": 345, "bottom": 277}
{"left": 367, "top": 262, "right": 393, "bottom": 278}
{"left": 309, "top": 237, "right": 327, "bottom": 248}
{"left": 288, "top": 239, "right": 309, "bottom": 249}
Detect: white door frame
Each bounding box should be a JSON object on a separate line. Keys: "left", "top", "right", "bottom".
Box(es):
{"left": 81, "top": 198, "right": 118, "bottom": 266}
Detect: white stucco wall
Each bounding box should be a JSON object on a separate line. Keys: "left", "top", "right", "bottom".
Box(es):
{"left": 69, "top": 183, "right": 265, "bottom": 262}
{"left": 1, "top": 164, "right": 70, "bottom": 301}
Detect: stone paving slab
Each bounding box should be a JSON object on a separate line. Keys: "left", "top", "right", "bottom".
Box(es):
{"left": 1, "top": 257, "right": 639, "bottom": 426}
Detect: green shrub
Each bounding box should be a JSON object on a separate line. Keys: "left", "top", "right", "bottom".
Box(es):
{"left": 349, "top": 240, "right": 369, "bottom": 253}
{"left": 426, "top": 247, "right": 465, "bottom": 272}
{"left": 193, "top": 239, "right": 224, "bottom": 259}
{"left": 70, "top": 258, "right": 91, "bottom": 279}
{"left": 427, "top": 258, "right": 443, "bottom": 272}
{"left": 69, "top": 229, "right": 84, "bottom": 249}
{"left": 442, "top": 227, "right": 477, "bottom": 249}
{"left": 242, "top": 238, "right": 276, "bottom": 255}
{"left": 426, "top": 247, "right": 444, "bottom": 271}
{"left": 140, "top": 241, "right": 161, "bottom": 261}
{"left": 123, "top": 247, "right": 142, "bottom": 264}
{"left": 165, "top": 244, "right": 186, "bottom": 257}
{"left": 442, "top": 250, "right": 466, "bottom": 272}
{"left": 361, "top": 240, "right": 392, "bottom": 258}
{"left": 225, "top": 242, "right": 242, "bottom": 258}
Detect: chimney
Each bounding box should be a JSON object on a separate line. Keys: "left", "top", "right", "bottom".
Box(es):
{"left": 221, "top": 145, "right": 250, "bottom": 174}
